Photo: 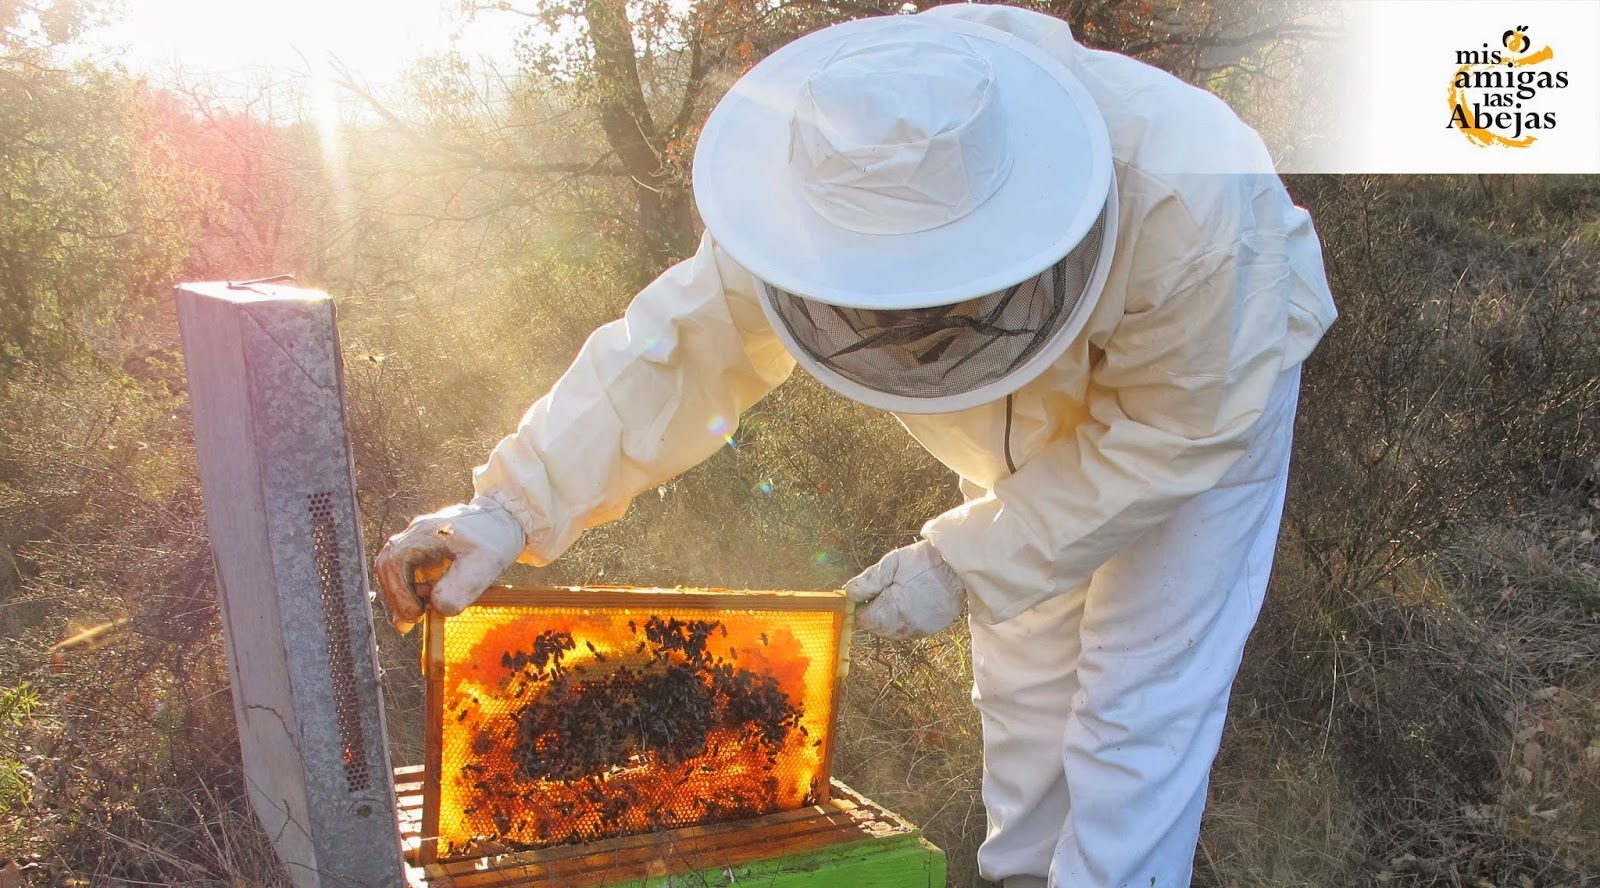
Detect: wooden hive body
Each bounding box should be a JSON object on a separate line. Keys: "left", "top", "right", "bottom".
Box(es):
{"left": 398, "top": 769, "right": 947, "bottom": 887}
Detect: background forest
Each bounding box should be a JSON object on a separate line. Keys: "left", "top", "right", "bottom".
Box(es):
{"left": 0, "top": 0, "right": 1597, "bottom": 885}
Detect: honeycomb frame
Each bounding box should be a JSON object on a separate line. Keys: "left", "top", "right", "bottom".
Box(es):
{"left": 419, "top": 585, "right": 851, "bottom": 864}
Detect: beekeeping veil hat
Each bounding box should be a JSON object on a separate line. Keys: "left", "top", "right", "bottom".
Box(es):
{"left": 693, "top": 15, "right": 1116, "bottom": 414}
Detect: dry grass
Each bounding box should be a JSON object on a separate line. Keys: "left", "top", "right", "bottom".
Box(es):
{"left": 1197, "top": 535, "right": 1598, "bottom": 887}
{"left": 1200, "top": 725, "right": 1365, "bottom": 886}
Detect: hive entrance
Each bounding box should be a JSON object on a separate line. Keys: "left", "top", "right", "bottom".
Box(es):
{"left": 419, "top": 586, "right": 848, "bottom": 863}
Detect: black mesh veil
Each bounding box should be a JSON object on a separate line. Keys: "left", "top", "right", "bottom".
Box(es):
{"left": 762, "top": 204, "right": 1107, "bottom": 403}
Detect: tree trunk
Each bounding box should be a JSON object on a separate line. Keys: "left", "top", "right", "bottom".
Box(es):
{"left": 638, "top": 183, "right": 696, "bottom": 271}
{"left": 583, "top": 0, "right": 697, "bottom": 276}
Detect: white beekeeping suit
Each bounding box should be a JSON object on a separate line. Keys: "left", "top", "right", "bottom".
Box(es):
{"left": 376, "top": 7, "right": 1337, "bottom": 887}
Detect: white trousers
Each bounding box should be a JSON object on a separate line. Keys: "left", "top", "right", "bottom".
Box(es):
{"left": 970, "top": 367, "right": 1301, "bottom": 888}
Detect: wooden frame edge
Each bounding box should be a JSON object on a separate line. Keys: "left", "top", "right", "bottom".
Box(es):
{"left": 419, "top": 610, "right": 445, "bottom": 866}
{"left": 471, "top": 585, "right": 849, "bottom": 613}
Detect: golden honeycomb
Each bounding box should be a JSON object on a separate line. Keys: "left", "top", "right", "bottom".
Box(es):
{"left": 425, "top": 588, "right": 846, "bottom": 859}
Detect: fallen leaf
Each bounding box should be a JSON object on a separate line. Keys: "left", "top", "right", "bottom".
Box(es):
{"left": 1523, "top": 740, "right": 1544, "bottom": 769}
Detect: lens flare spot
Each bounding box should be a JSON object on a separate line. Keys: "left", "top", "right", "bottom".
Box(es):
{"left": 757, "top": 479, "right": 774, "bottom": 495}
{"left": 811, "top": 551, "right": 840, "bottom": 567}
{"left": 707, "top": 415, "right": 736, "bottom": 448}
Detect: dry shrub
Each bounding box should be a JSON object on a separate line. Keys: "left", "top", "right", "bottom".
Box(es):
{"left": 1199, "top": 175, "right": 1600, "bottom": 887}
{"left": 0, "top": 364, "right": 285, "bottom": 885}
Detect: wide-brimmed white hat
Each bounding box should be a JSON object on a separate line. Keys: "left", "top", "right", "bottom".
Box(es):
{"left": 692, "top": 15, "right": 1116, "bottom": 413}
{"left": 693, "top": 14, "right": 1113, "bottom": 312}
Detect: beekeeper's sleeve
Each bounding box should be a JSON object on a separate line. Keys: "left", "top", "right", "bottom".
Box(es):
{"left": 923, "top": 185, "right": 1327, "bottom": 623}
{"left": 472, "top": 233, "right": 796, "bottom": 565}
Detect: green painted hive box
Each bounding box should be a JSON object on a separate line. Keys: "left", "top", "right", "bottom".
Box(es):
{"left": 398, "top": 768, "right": 945, "bottom": 887}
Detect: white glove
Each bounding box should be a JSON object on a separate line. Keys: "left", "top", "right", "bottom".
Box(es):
{"left": 844, "top": 540, "right": 967, "bottom": 641}
{"left": 374, "top": 497, "right": 525, "bottom": 633}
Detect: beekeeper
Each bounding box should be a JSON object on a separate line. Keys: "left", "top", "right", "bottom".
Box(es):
{"left": 376, "top": 6, "right": 1336, "bottom": 887}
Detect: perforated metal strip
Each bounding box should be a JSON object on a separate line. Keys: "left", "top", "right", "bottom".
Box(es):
{"left": 308, "top": 491, "right": 373, "bottom": 793}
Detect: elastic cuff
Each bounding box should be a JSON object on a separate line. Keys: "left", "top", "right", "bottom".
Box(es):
{"left": 917, "top": 534, "right": 991, "bottom": 624}
{"left": 472, "top": 491, "right": 546, "bottom": 563}
{"left": 924, "top": 485, "right": 1078, "bottom": 625}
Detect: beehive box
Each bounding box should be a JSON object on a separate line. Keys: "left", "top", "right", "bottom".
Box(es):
{"left": 416, "top": 586, "right": 853, "bottom": 864}
{"left": 396, "top": 768, "right": 945, "bottom": 887}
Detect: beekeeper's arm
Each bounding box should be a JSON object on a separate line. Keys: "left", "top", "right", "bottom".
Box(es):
{"left": 376, "top": 234, "right": 795, "bottom": 628}
{"left": 923, "top": 189, "right": 1304, "bottom": 624}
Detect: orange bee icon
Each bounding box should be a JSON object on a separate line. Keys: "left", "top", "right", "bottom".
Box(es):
{"left": 1503, "top": 26, "right": 1531, "bottom": 53}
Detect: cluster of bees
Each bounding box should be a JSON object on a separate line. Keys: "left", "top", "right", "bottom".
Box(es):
{"left": 506, "top": 617, "right": 802, "bottom": 782}
{"left": 447, "top": 616, "right": 812, "bottom": 851}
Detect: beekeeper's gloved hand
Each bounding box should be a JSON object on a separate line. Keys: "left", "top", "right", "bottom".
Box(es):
{"left": 844, "top": 540, "right": 967, "bottom": 641}
{"left": 374, "top": 497, "right": 524, "bottom": 633}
